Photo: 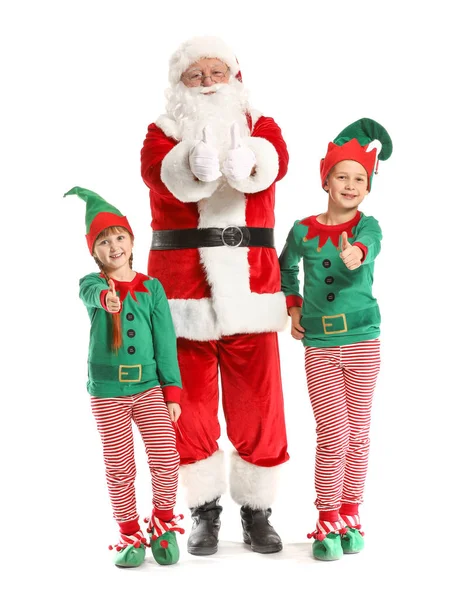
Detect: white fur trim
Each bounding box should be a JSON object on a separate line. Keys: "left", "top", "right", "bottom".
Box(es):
{"left": 229, "top": 451, "right": 280, "bottom": 509}
{"left": 168, "top": 292, "right": 288, "bottom": 341}
{"left": 180, "top": 450, "right": 227, "bottom": 507}
{"left": 169, "top": 37, "right": 240, "bottom": 86}
{"left": 249, "top": 109, "right": 262, "bottom": 129}
{"left": 226, "top": 137, "right": 279, "bottom": 194}
{"left": 198, "top": 180, "right": 246, "bottom": 228}
{"left": 160, "top": 140, "right": 220, "bottom": 202}
{"left": 169, "top": 298, "right": 221, "bottom": 341}
{"left": 199, "top": 245, "right": 250, "bottom": 312}
{"left": 213, "top": 290, "right": 288, "bottom": 337}
{"left": 366, "top": 139, "right": 382, "bottom": 155}
{"left": 366, "top": 139, "right": 382, "bottom": 170}
{"left": 156, "top": 114, "right": 182, "bottom": 141}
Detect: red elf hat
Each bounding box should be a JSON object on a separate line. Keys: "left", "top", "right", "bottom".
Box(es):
{"left": 320, "top": 118, "right": 393, "bottom": 191}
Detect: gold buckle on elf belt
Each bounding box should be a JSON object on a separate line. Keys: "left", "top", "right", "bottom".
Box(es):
{"left": 322, "top": 314, "right": 348, "bottom": 335}
{"left": 119, "top": 364, "right": 142, "bottom": 383}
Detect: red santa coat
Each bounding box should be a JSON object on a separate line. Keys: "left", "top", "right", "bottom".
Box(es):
{"left": 141, "top": 111, "right": 289, "bottom": 341}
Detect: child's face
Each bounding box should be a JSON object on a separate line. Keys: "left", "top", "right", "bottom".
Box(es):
{"left": 93, "top": 229, "right": 133, "bottom": 272}
{"left": 324, "top": 160, "right": 369, "bottom": 210}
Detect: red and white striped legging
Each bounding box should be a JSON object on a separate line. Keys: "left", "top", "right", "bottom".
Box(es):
{"left": 91, "top": 386, "right": 179, "bottom": 524}
{"left": 304, "top": 339, "right": 381, "bottom": 512}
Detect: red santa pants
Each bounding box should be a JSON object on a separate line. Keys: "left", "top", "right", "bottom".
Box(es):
{"left": 304, "top": 339, "right": 381, "bottom": 512}
{"left": 175, "top": 332, "right": 289, "bottom": 467}
{"left": 91, "top": 387, "right": 179, "bottom": 525}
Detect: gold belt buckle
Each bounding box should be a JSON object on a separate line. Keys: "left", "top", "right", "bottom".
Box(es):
{"left": 119, "top": 364, "right": 142, "bottom": 382}
{"left": 322, "top": 314, "right": 348, "bottom": 335}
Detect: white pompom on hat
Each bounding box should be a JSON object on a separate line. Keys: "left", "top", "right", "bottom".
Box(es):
{"left": 168, "top": 36, "right": 241, "bottom": 86}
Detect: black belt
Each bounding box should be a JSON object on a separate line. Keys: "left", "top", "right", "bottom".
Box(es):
{"left": 151, "top": 227, "right": 275, "bottom": 249}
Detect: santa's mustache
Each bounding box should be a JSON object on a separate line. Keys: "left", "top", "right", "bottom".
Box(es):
{"left": 196, "top": 83, "right": 227, "bottom": 95}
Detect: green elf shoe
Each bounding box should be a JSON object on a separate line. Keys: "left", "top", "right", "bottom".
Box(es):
{"left": 145, "top": 511, "right": 185, "bottom": 566}
{"left": 113, "top": 544, "right": 146, "bottom": 568}
{"left": 151, "top": 531, "right": 180, "bottom": 565}
{"left": 308, "top": 517, "right": 346, "bottom": 561}
{"left": 311, "top": 533, "right": 343, "bottom": 561}
{"left": 109, "top": 531, "right": 148, "bottom": 568}
{"left": 341, "top": 527, "right": 365, "bottom": 554}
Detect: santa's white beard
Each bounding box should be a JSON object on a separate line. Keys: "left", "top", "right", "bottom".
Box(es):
{"left": 165, "top": 78, "right": 251, "bottom": 156}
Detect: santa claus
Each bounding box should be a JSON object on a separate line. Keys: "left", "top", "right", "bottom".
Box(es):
{"left": 141, "top": 36, "right": 289, "bottom": 555}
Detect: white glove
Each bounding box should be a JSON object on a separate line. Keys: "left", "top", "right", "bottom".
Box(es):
{"left": 222, "top": 122, "right": 256, "bottom": 182}
{"left": 189, "top": 127, "right": 221, "bottom": 183}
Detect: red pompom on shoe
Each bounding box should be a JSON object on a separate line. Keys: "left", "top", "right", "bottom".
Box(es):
{"left": 307, "top": 531, "right": 326, "bottom": 541}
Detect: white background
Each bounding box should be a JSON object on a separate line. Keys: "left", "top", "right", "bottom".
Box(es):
{"left": 1, "top": 1, "right": 449, "bottom": 598}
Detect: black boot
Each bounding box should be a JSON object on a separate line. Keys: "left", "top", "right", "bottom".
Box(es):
{"left": 187, "top": 498, "right": 223, "bottom": 556}
{"left": 240, "top": 505, "right": 283, "bottom": 554}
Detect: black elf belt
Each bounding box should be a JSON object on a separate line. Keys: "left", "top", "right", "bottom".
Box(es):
{"left": 151, "top": 227, "right": 275, "bottom": 250}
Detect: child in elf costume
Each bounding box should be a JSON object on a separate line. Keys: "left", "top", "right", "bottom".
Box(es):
{"left": 279, "top": 119, "right": 392, "bottom": 561}
{"left": 65, "top": 186, "right": 185, "bottom": 568}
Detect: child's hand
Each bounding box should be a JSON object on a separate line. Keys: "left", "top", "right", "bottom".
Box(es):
{"left": 339, "top": 231, "right": 363, "bottom": 270}
{"left": 167, "top": 402, "right": 181, "bottom": 423}
{"left": 288, "top": 306, "right": 305, "bottom": 340}
{"left": 106, "top": 279, "right": 121, "bottom": 313}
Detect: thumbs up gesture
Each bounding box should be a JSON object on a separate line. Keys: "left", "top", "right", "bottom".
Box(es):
{"left": 188, "top": 126, "right": 221, "bottom": 182}
{"left": 106, "top": 279, "right": 121, "bottom": 313}
{"left": 222, "top": 122, "right": 256, "bottom": 182}
{"left": 339, "top": 231, "right": 364, "bottom": 270}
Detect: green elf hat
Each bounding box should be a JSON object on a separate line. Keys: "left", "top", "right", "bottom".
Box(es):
{"left": 64, "top": 186, "right": 133, "bottom": 254}
{"left": 320, "top": 118, "right": 393, "bottom": 191}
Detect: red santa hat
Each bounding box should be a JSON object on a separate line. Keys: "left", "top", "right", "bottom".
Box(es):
{"left": 168, "top": 36, "right": 241, "bottom": 86}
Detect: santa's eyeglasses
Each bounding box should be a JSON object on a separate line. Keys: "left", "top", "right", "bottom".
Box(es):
{"left": 182, "top": 67, "right": 230, "bottom": 86}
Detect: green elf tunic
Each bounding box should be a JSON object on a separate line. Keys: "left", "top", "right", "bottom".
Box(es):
{"left": 79, "top": 272, "right": 182, "bottom": 401}
{"left": 279, "top": 211, "right": 382, "bottom": 347}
